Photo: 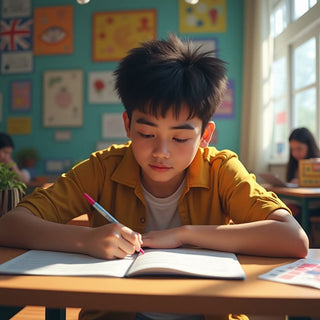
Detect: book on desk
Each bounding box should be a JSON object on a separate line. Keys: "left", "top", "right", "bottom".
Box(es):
{"left": 0, "top": 247, "right": 246, "bottom": 279}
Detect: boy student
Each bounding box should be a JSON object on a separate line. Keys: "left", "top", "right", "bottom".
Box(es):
{"left": 0, "top": 34, "right": 308, "bottom": 320}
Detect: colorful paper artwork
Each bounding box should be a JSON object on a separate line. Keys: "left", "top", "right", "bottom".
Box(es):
{"left": 188, "top": 38, "right": 218, "bottom": 56}
{"left": 93, "top": 9, "right": 157, "bottom": 61}
{"left": 0, "top": 18, "right": 33, "bottom": 52}
{"left": 102, "top": 113, "right": 127, "bottom": 138}
{"left": 179, "top": 0, "right": 226, "bottom": 33}
{"left": 1, "top": 51, "right": 33, "bottom": 74}
{"left": 43, "top": 70, "right": 83, "bottom": 127}
{"left": 88, "top": 71, "right": 120, "bottom": 104}
{"left": 1, "top": 0, "right": 31, "bottom": 18}
{"left": 45, "top": 159, "right": 72, "bottom": 174}
{"left": 11, "top": 80, "right": 32, "bottom": 112}
{"left": 214, "top": 79, "right": 235, "bottom": 119}
{"left": 7, "top": 117, "right": 31, "bottom": 135}
{"left": 0, "top": 17, "right": 33, "bottom": 74}
{"left": 34, "top": 6, "right": 73, "bottom": 55}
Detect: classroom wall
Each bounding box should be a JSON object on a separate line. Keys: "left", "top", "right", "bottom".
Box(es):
{"left": 0, "top": 0, "right": 244, "bottom": 176}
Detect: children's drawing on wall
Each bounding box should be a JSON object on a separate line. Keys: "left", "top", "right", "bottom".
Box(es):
{"left": 88, "top": 71, "right": 120, "bottom": 104}
{"left": 0, "top": 17, "right": 33, "bottom": 74}
{"left": 11, "top": 80, "right": 32, "bottom": 112}
{"left": 7, "top": 117, "right": 31, "bottom": 135}
{"left": 92, "top": 9, "right": 156, "bottom": 61}
{"left": 179, "top": 0, "right": 226, "bottom": 33}
{"left": 1, "top": 51, "right": 33, "bottom": 74}
{"left": 34, "top": 6, "right": 73, "bottom": 55}
{"left": 43, "top": 70, "right": 83, "bottom": 127}
{"left": 188, "top": 38, "right": 218, "bottom": 56}
{"left": 102, "top": 113, "right": 127, "bottom": 139}
{"left": 214, "top": 79, "right": 235, "bottom": 119}
{"left": 0, "top": 18, "right": 33, "bottom": 51}
{"left": 1, "top": 0, "right": 31, "bottom": 18}
{"left": 44, "top": 159, "right": 72, "bottom": 175}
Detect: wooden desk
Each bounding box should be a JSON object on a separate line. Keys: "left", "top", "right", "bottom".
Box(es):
{"left": 1, "top": 247, "right": 320, "bottom": 319}
{"left": 265, "top": 185, "right": 320, "bottom": 233}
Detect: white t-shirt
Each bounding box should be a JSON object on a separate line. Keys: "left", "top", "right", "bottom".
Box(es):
{"left": 137, "top": 179, "right": 204, "bottom": 320}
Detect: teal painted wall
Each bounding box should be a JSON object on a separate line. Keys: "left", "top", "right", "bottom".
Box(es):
{"left": 0, "top": 0, "right": 244, "bottom": 176}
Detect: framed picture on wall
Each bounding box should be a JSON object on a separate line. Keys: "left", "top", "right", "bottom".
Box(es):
{"left": 1, "top": 52, "right": 33, "bottom": 74}
{"left": 11, "top": 80, "right": 32, "bottom": 112}
{"left": 43, "top": 70, "right": 83, "bottom": 127}
{"left": 88, "top": 71, "right": 120, "bottom": 104}
{"left": 179, "top": 0, "right": 226, "bottom": 33}
{"left": 188, "top": 38, "right": 218, "bottom": 56}
{"left": 92, "top": 9, "right": 157, "bottom": 62}
{"left": 102, "top": 113, "right": 127, "bottom": 138}
{"left": 214, "top": 79, "right": 235, "bottom": 119}
{"left": 1, "top": 0, "right": 31, "bottom": 18}
{"left": 44, "top": 158, "right": 72, "bottom": 175}
{"left": 34, "top": 6, "right": 73, "bottom": 55}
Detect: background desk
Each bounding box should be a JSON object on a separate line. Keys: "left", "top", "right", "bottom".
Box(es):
{"left": 1, "top": 247, "right": 320, "bottom": 319}
{"left": 264, "top": 185, "right": 320, "bottom": 234}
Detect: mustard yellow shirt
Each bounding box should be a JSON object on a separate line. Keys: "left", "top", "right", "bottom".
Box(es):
{"left": 18, "top": 142, "right": 289, "bottom": 320}
{"left": 19, "top": 142, "right": 288, "bottom": 230}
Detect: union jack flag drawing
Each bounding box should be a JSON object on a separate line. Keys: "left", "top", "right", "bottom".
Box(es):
{"left": 0, "top": 18, "right": 33, "bottom": 52}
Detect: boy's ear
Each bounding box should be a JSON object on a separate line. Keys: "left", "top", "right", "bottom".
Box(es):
{"left": 200, "top": 121, "right": 215, "bottom": 148}
{"left": 122, "top": 111, "right": 131, "bottom": 138}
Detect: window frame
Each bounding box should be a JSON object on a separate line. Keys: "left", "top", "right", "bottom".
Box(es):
{"left": 269, "top": 1, "right": 320, "bottom": 164}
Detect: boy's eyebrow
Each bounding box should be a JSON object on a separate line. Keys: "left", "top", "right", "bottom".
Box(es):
{"left": 136, "top": 117, "right": 195, "bottom": 130}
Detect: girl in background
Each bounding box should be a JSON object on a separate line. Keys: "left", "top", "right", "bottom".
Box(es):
{"left": 286, "top": 127, "right": 320, "bottom": 184}
{"left": 285, "top": 127, "right": 320, "bottom": 217}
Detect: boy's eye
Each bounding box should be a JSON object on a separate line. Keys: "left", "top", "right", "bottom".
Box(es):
{"left": 139, "top": 132, "right": 154, "bottom": 138}
{"left": 174, "top": 137, "right": 189, "bottom": 143}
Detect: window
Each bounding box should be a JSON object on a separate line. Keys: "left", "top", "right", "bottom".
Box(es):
{"left": 293, "top": 0, "right": 318, "bottom": 20}
{"left": 292, "top": 38, "right": 317, "bottom": 133}
{"left": 269, "top": 0, "right": 320, "bottom": 162}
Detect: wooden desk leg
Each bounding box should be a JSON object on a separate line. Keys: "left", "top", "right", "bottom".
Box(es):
{"left": 45, "top": 308, "right": 66, "bottom": 320}
{"left": 300, "top": 199, "right": 310, "bottom": 234}
{"left": 0, "top": 306, "right": 24, "bottom": 319}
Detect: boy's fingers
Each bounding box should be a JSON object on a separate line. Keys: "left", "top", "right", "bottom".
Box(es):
{"left": 119, "top": 226, "right": 143, "bottom": 254}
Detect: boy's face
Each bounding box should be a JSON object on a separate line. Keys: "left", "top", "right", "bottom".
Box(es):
{"left": 0, "top": 146, "right": 13, "bottom": 165}
{"left": 123, "top": 106, "right": 214, "bottom": 197}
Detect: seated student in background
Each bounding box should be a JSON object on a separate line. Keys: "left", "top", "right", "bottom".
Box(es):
{"left": 0, "top": 35, "right": 308, "bottom": 320}
{"left": 285, "top": 127, "right": 320, "bottom": 217}
{"left": 286, "top": 127, "right": 320, "bottom": 184}
{"left": 0, "top": 132, "right": 30, "bottom": 184}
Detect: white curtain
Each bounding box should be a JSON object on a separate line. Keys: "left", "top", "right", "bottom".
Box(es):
{"left": 240, "top": 0, "right": 274, "bottom": 175}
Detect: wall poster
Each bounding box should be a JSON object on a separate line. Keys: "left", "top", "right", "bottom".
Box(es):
{"left": 93, "top": 9, "right": 156, "bottom": 61}
{"left": 34, "top": 6, "right": 73, "bottom": 55}
{"left": 11, "top": 80, "right": 32, "bottom": 112}
{"left": 179, "top": 0, "right": 226, "bottom": 33}
{"left": 43, "top": 70, "right": 83, "bottom": 127}
{"left": 88, "top": 71, "right": 120, "bottom": 104}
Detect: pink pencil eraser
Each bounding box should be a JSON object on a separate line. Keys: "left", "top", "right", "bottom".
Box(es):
{"left": 83, "top": 193, "right": 95, "bottom": 205}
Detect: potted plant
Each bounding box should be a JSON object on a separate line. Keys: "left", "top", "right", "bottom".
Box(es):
{"left": 0, "top": 163, "right": 27, "bottom": 217}
{"left": 16, "top": 147, "right": 41, "bottom": 168}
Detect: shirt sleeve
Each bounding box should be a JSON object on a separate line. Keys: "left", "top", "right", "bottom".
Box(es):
{"left": 216, "top": 154, "right": 291, "bottom": 223}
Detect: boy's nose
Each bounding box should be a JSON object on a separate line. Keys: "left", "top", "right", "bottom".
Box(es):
{"left": 152, "top": 139, "right": 170, "bottom": 158}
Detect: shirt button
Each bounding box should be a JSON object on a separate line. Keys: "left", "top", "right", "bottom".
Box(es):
{"left": 140, "top": 217, "right": 146, "bottom": 223}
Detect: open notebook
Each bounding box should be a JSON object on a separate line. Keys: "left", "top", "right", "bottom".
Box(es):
{"left": 0, "top": 248, "right": 245, "bottom": 279}
{"left": 259, "top": 173, "right": 298, "bottom": 188}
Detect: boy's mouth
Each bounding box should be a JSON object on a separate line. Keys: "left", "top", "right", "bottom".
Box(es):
{"left": 149, "top": 164, "right": 171, "bottom": 172}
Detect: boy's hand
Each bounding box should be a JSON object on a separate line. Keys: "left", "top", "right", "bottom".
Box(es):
{"left": 84, "top": 223, "right": 143, "bottom": 260}
{"left": 142, "top": 227, "right": 184, "bottom": 249}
